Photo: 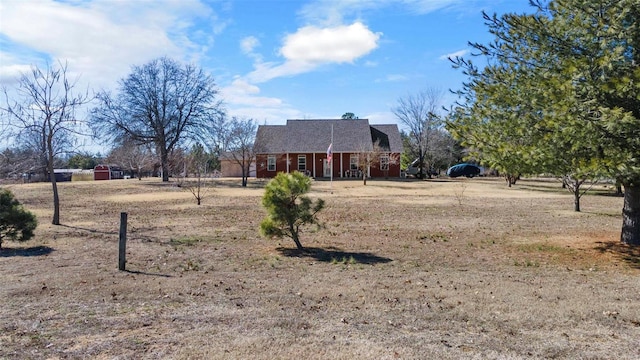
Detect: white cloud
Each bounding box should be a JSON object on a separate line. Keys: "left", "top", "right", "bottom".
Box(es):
{"left": 281, "top": 22, "right": 380, "bottom": 64}
{"left": 246, "top": 22, "right": 381, "bottom": 83}
{"left": 0, "top": 63, "right": 32, "bottom": 85}
{"left": 221, "top": 78, "right": 282, "bottom": 107}
{"left": 229, "top": 106, "right": 301, "bottom": 125}
{"left": 365, "top": 111, "right": 398, "bottom": 125}
{"left": 0, "top": 0, "right": 219, "bottom": 89}
{"left": 439, "top": 49, "right": 469, "bottom": 60}
{"left": 241, "top": 36, "right": 260, "bottom": 55}
{"left": 375, "top": 74, "right": 408, "bottom": 83}
{"left": 220, "top": 78, "right": 307, "bottom": 124}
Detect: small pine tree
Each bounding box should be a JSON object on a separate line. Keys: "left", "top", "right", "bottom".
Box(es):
{"left": 260, "top": 172, "right": 325, "bottom": 250}
{"left": 0, "top": 189, "right": 38, "bottom": 250}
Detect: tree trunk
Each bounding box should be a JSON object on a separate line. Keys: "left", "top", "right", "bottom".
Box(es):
{"left": 417, "top": 149, "right": 425, "bottom": 179}
{"left": 242, "top": 163, "right": 248, "bottom": 187}
{"left": 49, "top": 163, "right": 60, "bottom": 225}
{"left": 621, "top": 184, "right": 640, "bottom": 246}
{"left": 573, "top": 187, "right": 581, "bottom": 212}
{"left": 45, "top": 142, "right": 61, "bottom": 225}
{"left": 51, "top": 179, "right": 60, "bottom": 225}
{"left": 160, "top": 150, "right": 170, "bottom": 182}
{"left": 290, "top": 224, "right": 303, "bottom": 250}
{"left": 565, "top": 177, "right": 582, "bottom": 212}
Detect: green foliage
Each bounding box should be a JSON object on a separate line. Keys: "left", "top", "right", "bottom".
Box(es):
{"left": 399, "top": 131, "right": 414, "bottom": 170}
{"left": 341, "top": 112, "right": 358, "bottom": 119}
{"left": 67, "top": 152, "right": 101, "bottom": 169}
{"left": 447, "top": 0, "right": 640, "bottom": 242}
{"left": 0, "top": 188, "right": 38, "bottom": 249}
{"left": 187, "top": 143, "right": 208, "bottom": 175}
{"left": 448, "top": 0, "right": 640, "bottom": 186}
{"left": 447, "top": 0, "right": 640, "bottom": 185}
{"left": 260, "top": 172, "right": 325, "bottom": 250}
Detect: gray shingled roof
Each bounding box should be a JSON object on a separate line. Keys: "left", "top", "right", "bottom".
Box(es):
{"left": 371, "top": 124, "right": 403, "bottom": 153}
{"left": 254, "top": 125, "right": 287, "bottom": 154}
{"left": 254, "top": 119, "right": 402, "bottom": 154}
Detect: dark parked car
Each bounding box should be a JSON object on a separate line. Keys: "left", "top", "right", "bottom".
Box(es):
{"left": 446, "top": 163, "right": 482, "bottom": 178}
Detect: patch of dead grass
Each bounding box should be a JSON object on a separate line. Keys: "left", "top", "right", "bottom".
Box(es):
{"left": 1, "top": 177, "right": 638, "bottom": 359}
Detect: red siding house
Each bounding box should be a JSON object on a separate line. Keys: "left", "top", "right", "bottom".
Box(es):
{"left": 254, "top": 119, "right": 402, "bottom": 179}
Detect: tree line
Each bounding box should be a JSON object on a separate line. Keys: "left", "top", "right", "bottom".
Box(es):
{"left": 0, "top": 57, "right": 256, "bottom": 224}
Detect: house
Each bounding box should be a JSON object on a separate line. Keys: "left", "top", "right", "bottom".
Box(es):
{"left": 220, "top": 151, "right": 256, "bottom": 178}
{"left": 254, "top": 119, "right": 402, "bottom": 179}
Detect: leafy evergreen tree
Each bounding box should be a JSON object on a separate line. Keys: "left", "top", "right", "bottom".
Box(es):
{"left": 447, "top": 0, "right": 640, "bottom": 244}
{"left": 260, "top": 172, "right": 325, "bottom": 250}
{"left": 0, "top": 189, "right": 37, "bottom": 249}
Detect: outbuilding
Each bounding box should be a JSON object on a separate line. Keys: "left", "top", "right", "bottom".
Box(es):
{"left": 94, "top": 165, "right": 124, "bottom": 181}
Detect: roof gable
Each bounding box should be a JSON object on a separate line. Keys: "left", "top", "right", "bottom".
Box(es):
{"left": 371, "top": 124, "right": 403, "bottom": 153}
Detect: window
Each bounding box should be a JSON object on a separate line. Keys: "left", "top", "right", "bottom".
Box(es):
{"left": 267, "top": 156, "right": 276, "bottom": 171}
{"left": 350, "top": 155, "right": 359, "bottom": 171}
{"left": 298, "top": 155, "right": 306, "bottom": 171}
{"left": 380, "top": 155, "right": 389, "bottom": 171}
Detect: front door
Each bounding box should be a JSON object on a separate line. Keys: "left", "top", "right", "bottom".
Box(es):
{"left": 323, "top": 160, "right": 331, "bottom": 177}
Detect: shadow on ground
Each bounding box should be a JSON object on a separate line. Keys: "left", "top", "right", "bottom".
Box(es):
{"left": 123, "top": 269, "right": 173, "bottom": 277}
{"left": 60, "top": 223, "right": 117, "bottom": 235}
{"left": 276, "top": 246, "right": 392, "bottom": 265}
{"left": 594, "top": 241, "right": 640, "bottom": 269}
{"left": 0, "top": 245, "right": 54, "bottom": 257}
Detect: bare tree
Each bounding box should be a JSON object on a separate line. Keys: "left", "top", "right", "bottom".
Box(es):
{"left": 0, "top": 147, "right": 39, "bottom": 181}
{"left": 206, "top": 114, "right": 231, "bottom": 156}
{"left": 181, "top": 143, "right": 211, "bottom": 205}
{"left": 392, "top": 88, "right": 443, "bottom": 179}
{"left": 107, "top": 137, "right": 155, "bottom": 180}
{"left": 1, "top": 61, "right": 91, "bottom": 225}
{"left": 0, "top": 110, "right": 8, "bottom": 146}
{"left": 225, "top": 117, "right": 257, "bottom": 187}
{"left": 354, "top": 140, "right": 399, "bottom": 185}
{"left": 426, "top": 129, "right": 460, "bottom": 174}
{"left": 91, "top": 57, "right": 223, "bottom": 182}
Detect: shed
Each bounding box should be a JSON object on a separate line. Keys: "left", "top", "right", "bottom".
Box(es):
{"left": 94, "top": 165, "right": 124, "bottom": 181}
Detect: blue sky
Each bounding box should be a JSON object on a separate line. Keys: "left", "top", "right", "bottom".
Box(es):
{"left": 1, "top": 0, "right": 534, "bottom": 133}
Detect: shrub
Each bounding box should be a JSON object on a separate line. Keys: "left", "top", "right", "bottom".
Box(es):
{"left": 260, "top": 172, "right": 324, "bottom": 250}
{"left": 0, "top": 188, "right": 38, "bottom": 249}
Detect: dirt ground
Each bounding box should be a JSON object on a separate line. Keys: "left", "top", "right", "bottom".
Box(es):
{"left": 1, "top": 177, "right": 639, "bottom": 359}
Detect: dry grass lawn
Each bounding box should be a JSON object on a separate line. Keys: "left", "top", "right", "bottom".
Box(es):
{"left": 1, "top": 177, "right": 639, "bottom": 359}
